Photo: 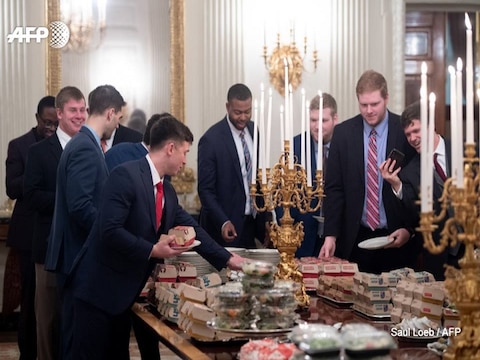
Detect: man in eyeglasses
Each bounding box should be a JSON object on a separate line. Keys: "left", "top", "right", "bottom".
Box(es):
{"left": 5, "top": 95, "right": 58, "bottom": 360}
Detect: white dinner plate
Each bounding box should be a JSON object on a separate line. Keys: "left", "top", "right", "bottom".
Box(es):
{"left": 357, "top": 236, "right": 392, "bottom": 250}
{"left": 171, "top": 239, "right": 201, "bottom": 250}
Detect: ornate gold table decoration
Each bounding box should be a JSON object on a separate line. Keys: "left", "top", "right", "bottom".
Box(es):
{"left": 251, "top": 140, "right": 323, "bottom": 307}
{"left": 418, "top": 144, "right": 480, "bottom": 359}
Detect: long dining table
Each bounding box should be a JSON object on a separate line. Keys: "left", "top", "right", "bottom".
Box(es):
{"left": 132, "top": 295, "right": 442, "bottom": 360}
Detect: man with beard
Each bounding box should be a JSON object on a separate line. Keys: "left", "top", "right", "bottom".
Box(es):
{"left": 197, "top": 83, "right": 266, "bottom": 249}
{"left": 319, "top": 70, "right": 417, "bottom": 273}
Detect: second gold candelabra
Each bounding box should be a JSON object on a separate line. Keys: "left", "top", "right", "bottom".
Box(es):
{"left": 418, "top": 144, "right": 480, "bottom": 359}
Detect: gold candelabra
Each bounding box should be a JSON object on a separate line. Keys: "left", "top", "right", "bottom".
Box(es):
{"left": 262, "top": 30, "right": 319, "bottom": 95}
{"left": 250, "top": 141, "right": 323, "bottom": 307}
{"left": 418, "top": 143, "right": 480, "bottom": 359}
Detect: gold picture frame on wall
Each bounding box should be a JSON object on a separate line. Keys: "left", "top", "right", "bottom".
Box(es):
{"left": 45, "top": 0, "right": 185, "bottom": 122}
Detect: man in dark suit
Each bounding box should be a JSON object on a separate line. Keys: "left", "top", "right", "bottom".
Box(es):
{"left": 5, "top": 95, "right": 58, "bottom": 360}
{"left": 45, "top": 85, "right": 125, "bottom": 360}
{"left": 289, "top": 93, "right": 338, "bottom": 257}
{"left": 105, "top": 113, "right": 169, "bottom": 172}
{"left": 71, "top": 115, "right": 245, "bottom": 359}
{"left": 320, "top": 70, "right": 417, "bottom": 273}
{"left": 102, "top": 123, "right": 142, "bottom": 152}
{"left": 198, "top": 83, "right": 266, "bottom": 249}
{"left": 24, "top": 86, "right": 86, "bottom": 360}
{"left": 379, "top": 101, "right": 461, "bottom": 280}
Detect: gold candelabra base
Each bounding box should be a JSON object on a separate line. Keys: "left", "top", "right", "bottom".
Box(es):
{"left": 270, "top": 222, "right": 310, "bottom": 307}
{"left": 251, "top": 141, "right": 323, "bottom": 308}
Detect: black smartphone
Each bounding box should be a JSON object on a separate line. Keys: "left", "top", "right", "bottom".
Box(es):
{"left": 387, "top": 148, "right": 405, "bottom": 171}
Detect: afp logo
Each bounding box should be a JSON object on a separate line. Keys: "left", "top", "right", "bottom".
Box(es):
{"left": 7, "top": 21, "right": 70, "bottom": 49}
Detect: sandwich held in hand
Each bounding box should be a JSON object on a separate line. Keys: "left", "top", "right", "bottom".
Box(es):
{"left": 168, "top": 226, "right": 196, "bottom": 247}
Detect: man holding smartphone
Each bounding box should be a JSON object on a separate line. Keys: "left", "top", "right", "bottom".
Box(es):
{"left": 379, "top": 101, "right": 461, "bottom": 280}
{"left": 319, "top": 70, "right": 416, "bottom": 273}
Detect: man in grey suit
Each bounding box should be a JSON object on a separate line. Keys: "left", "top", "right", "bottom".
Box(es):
{"left": 320, "top": 70, "right": 417, "bottom": 273}
{"left": 45, "top": 85, "right": 125, "bottom": 360}
{"left": 24, "top": 86, "right": 86, "bottom": 360}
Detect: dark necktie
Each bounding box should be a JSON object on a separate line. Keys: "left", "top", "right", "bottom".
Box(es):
{"left": 433, "top": 153, "right": 447, "bottom": 182}
{"left": 322, "top": 145, "right": 329, "bottom": 177}
{"left": 156, "top": 182, "right": 164, "bottom": 229}
{"left": 239, "top": 130, "right": 252, "bottom": 182}
{"left": 366, "top": 129, "right": 380, "bottom": 230}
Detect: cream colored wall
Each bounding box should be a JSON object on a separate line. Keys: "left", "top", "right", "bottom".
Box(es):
{"left": 0, "top": 0, "right": 46, "bottom": 207}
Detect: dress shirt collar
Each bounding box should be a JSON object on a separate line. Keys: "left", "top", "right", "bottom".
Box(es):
{"left": 146, "top": 154, "right": 163, "bottom": 187}
{"left": 56, "top": 126, "right": 72, "bottom": 150}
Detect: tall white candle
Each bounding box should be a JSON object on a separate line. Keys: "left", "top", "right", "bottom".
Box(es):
{"left": 448, "top": 66, "right": 458, "bottom": 186}
{"left": 283, "top": 58, "right": 289, "bottom": 145}
{"left": 300, "top": 88, "right": 306, "bottom": 168}
{"left": 428, "top": 93, "right": 436, "bottom": 212}
{"left": 420, "top": 62, "right": 428, "bottom": 212}
{"left": 289, "top": 84, "right": 294, "bottom": 169}
{"left": 260, "top": 84, "right": 266, "bottom": 184}
{"left": 306, "top": 100, "right": 312, "bottom": 187}
{"left": 280, "top": 105, "right": 285, "bottom": 154}
{"left": 317, "top": 91, "right": 323, "bottom": 172}
{"left": 266, "top": 88, "right": 272, "bottom": 168}
{"left": 465, "top": 13, "right": 474, "bottom": 144}
{"left": 252, "top": 99, "right": 258, "bottom": 185}
{"left": 456, "top": 58, "right": 464, "bottom": 188}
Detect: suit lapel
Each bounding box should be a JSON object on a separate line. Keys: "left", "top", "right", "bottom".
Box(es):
{"left": 222, "top": 118, "right": 244, "bottom": 185}
{"left": 139, "top": 159, "right": 157, "bottom": 232}
{"left": 48, "top": 134, "right": 63, "bottom": 162}
{"left": 352, "top": 117, "right": 365, "bottom": 183}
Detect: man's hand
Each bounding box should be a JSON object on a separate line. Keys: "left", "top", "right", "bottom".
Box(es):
{"left": 150, "top": 234, "right": 188, "bottom": 259}
{"left": 221, "top": 221, "right": 237, "bottom": 242}
{"left": 379, "top": 158, "right": 402, "bottom": 192}
{"left": 384, "top": 228, "right": 411, "bottom": 249}
{"left": 226, "top": 253, "right": 245, "bottom": 270}
{"left": 319, "top": 236, "right": 336, "bottom": 258}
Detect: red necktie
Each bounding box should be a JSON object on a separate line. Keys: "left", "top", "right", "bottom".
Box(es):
{"left": 433, "top": 153, "right": 447, "bottom": 182}
{"left": 155, "top": 182, "right": 164, "bottom": 228}
{"left": 366, "top": 129, "right": 380, "bottom": 230}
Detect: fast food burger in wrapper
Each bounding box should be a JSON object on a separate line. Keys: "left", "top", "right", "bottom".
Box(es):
{"left": 168, "top": 226, "right": 196, "bottom": 247}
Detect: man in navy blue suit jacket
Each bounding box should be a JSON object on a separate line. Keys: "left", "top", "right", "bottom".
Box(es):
{"left": 44, "top": 85, "right": 126, "bottom": 360}
{"left": 71, "top": 115, "right": 245, "bottom": 359}
{"left": 105, "top": 113, "right": 169, "bottom": 172}
{"left": 198, "top": 83, "right": 266, "bottom": 249}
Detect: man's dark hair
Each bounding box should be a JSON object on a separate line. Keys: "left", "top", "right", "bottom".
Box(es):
{"left": 88, "top": 85, "right": 126, "bottom": 115}
{"left": 400, "top": 101, "right": 421, "bottom": 129}
{"left": 37, "top": 96, "right": 55, "bottom": 115}
{"left": 310, "top": 92, "right": 337, "bottom": 116}
{"left": 55, "top": 86, "right": 85, "bottom": 110}
{"left": 227, "top": 83, "right": 252, "bottom": 102}
{"left": 149, "top": 115, "right": 194, "bottom": 150}
{"left": 143, "top": 112, "right": 172, "bottom": 145}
